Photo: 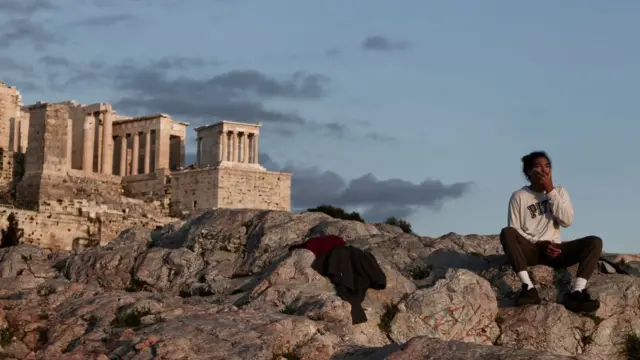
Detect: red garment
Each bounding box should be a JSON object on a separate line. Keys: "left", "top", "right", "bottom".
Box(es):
{"left": 288, "top": 235, "right": 346, "bottom": 256}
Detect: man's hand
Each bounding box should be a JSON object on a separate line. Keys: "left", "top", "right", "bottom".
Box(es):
{"left": 532, "top": 170, "right": 554, "bottom": 193}
{"left": 545, "top": 243, "right": 562, "bottom": 258}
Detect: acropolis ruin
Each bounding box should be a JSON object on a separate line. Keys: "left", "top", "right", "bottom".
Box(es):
{"left": 0, "top": 82, "right": 291, "bottom": 250}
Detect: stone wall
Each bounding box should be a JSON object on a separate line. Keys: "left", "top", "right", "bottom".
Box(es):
{"left": 16, "top": 169, "right": 122, "bottom": 211}
{"left": 217, "top": 168, "right": 291, "bottom": 211}
{"left": 169, "top": 167, "right": 291, "bottom": 215}
{"left": 0, "top": 150, "right": 24, "bottom": 204}
{"left": 25, "top": 103, "right": 71, "bottom": 173}
{"left": 0, "top": 206, "right": 94, "bottom": 250}
{"left": 122, "top": 168, "right": 170, "bottom": 201}
{"left": 0, "top": 205, "right": 175, "bottom": 251}
{"left": 170, "top": 168, "right": 219, "bottom": 215}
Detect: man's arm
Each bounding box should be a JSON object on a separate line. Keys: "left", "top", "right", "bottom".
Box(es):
{"left": 507, "top": 193, "right": 521, "bottom": 229}
{"left": 547, "top": 186, "right": 574, "bottom": 227}
{"left": 508, "top": 193, "right": 537, "bottom": 240}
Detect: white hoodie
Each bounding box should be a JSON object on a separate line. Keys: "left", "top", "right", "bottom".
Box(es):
{"left": 507, "top": 186, "right": 574, "bottom": 243}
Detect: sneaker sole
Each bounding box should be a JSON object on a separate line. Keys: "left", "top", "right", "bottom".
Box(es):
{"left": 565, "top": 304, "right": 600, "bottom": 313}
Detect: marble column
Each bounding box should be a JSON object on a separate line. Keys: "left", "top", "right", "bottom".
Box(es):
{"left": 227, "top": 131, "right": 233, "bottom": 162}
{"left": 82, "top": 115, "right": 95, "bottom": 172}
{"left": 66, "top": 118, "right": 73, "bottom": 169}
{"left": 119, "top": 136, "right": 127, "bottom": 176}
{"left": 237, "top": 132, "right": 242, "bottom": 162}
{"left": 234, "top": 132, "right": 240, "bottom": 162}
{"left": 236, "top": 133, "right": 242, "bottom": 162}
{"left": 243, "top": 133, "right": 249, "bottom": 163}
{"left": 144, "top": 131, "right": 151, "bottom": 173}
{"left": 216, "top": 132, "right": 222, "bottom": 163}
{"left": 252, "top": 134, "right": 259, "bottom": 164}
{"left": 100, "top": 111, "right": 113, "bottom": 174}
{"left": 222, "top": 131, "right": 228, "bottom": 161}
{"left": 131, "top": 132, "right": 140, "bottom": 175}
{"left": 95, "top": 115, "right": 102, "bottom": 173}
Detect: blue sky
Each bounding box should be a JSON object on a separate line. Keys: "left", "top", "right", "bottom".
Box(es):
{"left": 2, "top": 0, "right": 639, "bottom": 253}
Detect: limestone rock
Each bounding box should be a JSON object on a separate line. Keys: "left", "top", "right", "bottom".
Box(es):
{"left": 389, "top": 268, "right": 499, "bottom": 345}
{"left": 0, "top": 244, "right": 62, "bottom": 293}
{"left": 383, "top": 336, "right": 582, "bottom": 359}
{"left": 0, "top": 209, "right": 636, "bottom": 359}
{"left": 62, "top": 227, "right": 152, "bottom": 290}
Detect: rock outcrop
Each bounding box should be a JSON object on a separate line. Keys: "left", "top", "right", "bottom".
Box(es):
{"left": 0, "top": 209, "right": 638, "bottom": 359}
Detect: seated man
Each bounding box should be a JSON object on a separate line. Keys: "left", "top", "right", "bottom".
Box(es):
{"left": 500, "top": 151, "right": 602, "bottom": 313}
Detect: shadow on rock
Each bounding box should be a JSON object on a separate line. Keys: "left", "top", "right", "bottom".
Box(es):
{"left": 332, "top": 343, "right": 402, "bottom": 360}
{"left": 409, "top": 249, "right": 572, "bottom": 309}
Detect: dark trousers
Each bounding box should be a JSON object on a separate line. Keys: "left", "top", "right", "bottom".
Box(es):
{"left": 499, "top": 227, "right": 603, "bottom": 280}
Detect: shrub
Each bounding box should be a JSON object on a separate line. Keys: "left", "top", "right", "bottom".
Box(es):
{"left": 0, "top": 213, "right": 23, "bottom": 248}
{"left": 378, "top": 303, "right": 398, "bottom": 334}
{"left": 307, "top": 205, "right": 365, "bottom": 223}
{"left": 384, "top": 217, "right": 413, "bottom": 234}
{"left": 626, "top": 332, "right": 640, "bottom": 359}
{"left": 111, "top": 308, "right": 152, "bottom": 328}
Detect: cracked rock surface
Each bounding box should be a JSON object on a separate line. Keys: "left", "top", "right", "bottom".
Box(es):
{"left": 0, "top": 208, "right": 637, "bottom": 359}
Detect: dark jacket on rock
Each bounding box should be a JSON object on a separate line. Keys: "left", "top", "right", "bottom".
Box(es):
{"left": 312, "top": 245, "right": 387, "bottom": 324}
{"left": 288, "top": 235, "right": 346, "bottom": 256}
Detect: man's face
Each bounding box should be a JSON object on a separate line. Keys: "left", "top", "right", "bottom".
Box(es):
{"left": 530, "top": 156, "right": 552, "bottom": 178}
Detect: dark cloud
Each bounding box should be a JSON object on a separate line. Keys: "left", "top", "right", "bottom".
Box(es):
{"left": 0, "top": 57, "right": 34, "bottom": 75}
{"left": 39, "top": 56, "right": 380, "bottom": 140}
{"left": 0, "top": 77, "right": 40, "bottom": 92}
{"left": 105, "top": 66, "right": 334, "bottom": 135}
{"left": 326, "top": 48, "right": 341, "bottom": 56}
{"left": 0, "top": 0, "right": 56, "bottom": 15}
{"left": 68, "top": 14, "right": 135, "bottom": 27}
{"left": 261, "top": 153, "right": 473, "bottom": 221}
{"left": 43, "top": 56, "right": 220, "bottom": 88}
{"left": 38, "top": 55, "right": 71, "bottom": 67}
{"left": 365, "top": 132, "right": 394, "bottom": 142}
{"left": 150, "top": 57, "right": 223, "bottom": 70}
{"left": 362, "top": 35, "right": 410, "bottom": 52}
{"left": 116, "top": 97, "right": 306, "bottom": 126}
{"left": 0, "top": 18, "right": 63, "bottom": 50}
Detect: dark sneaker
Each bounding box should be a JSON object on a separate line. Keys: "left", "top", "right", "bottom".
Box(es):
{"left": 515, "top": 284, "right": 541, "bottom": 306}
{"left": 565, "top": 289, "right": 600, "bottom": 313}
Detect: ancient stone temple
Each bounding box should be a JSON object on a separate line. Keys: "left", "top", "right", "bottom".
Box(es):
{"left": 0, "top": 82, "right": 291, "bottom": 250}
{"left": 170, "top": 121, "right": 290, "bottom": 213}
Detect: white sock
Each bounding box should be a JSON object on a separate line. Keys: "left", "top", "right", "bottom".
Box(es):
{"left": 572, "top": 277, "right": 587, "bottom": 292}
{"left": 517, "top": 271, "right": 534, "bottom": 290}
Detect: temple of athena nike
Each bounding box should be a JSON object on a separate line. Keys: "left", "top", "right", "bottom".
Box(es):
{"left": 0, "top": 82, "right": 291, "bottom": 250}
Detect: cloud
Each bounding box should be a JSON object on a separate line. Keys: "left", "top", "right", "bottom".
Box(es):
{"left": 39, "top": 55, "right": 71, "bottom": 67}
{"left": 37, "top": 56, "right": 377, "bottom": 140}
{"left": 362, "top": 35, "right": 410, "bottom": 52}
{"left": 149, "top": 57, "right": 223, "bottom": 70}
{"left": 0, "top": 18, "right": 63, "bottom": 50}
{"left": 326, "top": 48, "right": 341, "bottom": 56}
{"left": 0, "top": 0, "right": 56, "bottom": 15}
{"left": 0, "top": 57, "right": 34, "bottom": 75}
{"left": 261, "top": 153, "right": 473, "bottom": 221}
{"left": 98, "top": 65, "right": 337, "bottom": 136}
{"left": 0, "top": 77, "right": 40, "bottom": 92}
{"left": 68, "top": 14, "right": 135, "bottom": 27}
{"left": 365, "top": 132, "right": 394, "bottom": 142}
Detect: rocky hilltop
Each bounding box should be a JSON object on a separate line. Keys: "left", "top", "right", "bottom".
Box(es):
{"left": 0, "top": 209, "right": 638, "bottom": 359}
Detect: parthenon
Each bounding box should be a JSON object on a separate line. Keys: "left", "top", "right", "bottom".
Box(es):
{"left": 0, "top": 82, "right": 291, "bottom": 250}
{"left": 63, "top": 102, "right": 188, "bottom": 176}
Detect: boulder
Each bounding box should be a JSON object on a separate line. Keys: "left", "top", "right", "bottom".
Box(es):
{"left": 0, "top": 209, "right": 636, "bottom": 360}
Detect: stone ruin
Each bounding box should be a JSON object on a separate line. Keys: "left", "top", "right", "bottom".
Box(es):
{"left": 0, "top": 83, "right": 291, "bottom": 251}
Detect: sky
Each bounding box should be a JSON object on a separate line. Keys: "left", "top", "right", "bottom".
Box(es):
{"left": 1, "top": 0, "right": 639, "bottom": 253}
